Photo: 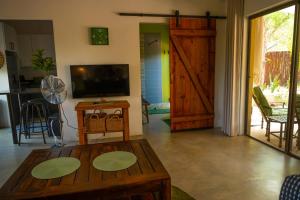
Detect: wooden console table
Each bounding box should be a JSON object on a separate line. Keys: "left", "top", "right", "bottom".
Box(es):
{"left": 75, "top": 100, "right": 130, "bottom": 144}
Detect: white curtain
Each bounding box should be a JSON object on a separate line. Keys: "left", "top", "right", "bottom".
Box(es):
{"left": 223, "top": 0, "right": 245, "bottom": 136}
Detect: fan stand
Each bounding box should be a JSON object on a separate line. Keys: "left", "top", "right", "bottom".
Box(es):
{"left": 50, "top": 105, "right": 65, "bottom": 148}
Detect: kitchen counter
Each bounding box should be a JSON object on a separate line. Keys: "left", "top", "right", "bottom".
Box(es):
{"left": 0, "top": 88, "right": 41, "bottom": 95}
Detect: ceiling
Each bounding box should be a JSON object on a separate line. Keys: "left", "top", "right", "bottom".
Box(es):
{"left": 0, "top": 20, "right": 53, "bottom": 34}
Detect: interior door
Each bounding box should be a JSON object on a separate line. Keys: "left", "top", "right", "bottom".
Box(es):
{"left": 169, "top": 18, "right": 216, "bottom": 131}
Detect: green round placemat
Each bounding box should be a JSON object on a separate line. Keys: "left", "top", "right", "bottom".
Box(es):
{"left": 93, "top": 151, "right": 137, "bottom": 171}
{"left": 31, "top": 157, "right": 81, "bottom": 179}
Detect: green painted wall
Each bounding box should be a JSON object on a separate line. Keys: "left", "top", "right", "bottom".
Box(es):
{"left": 140, "top": 23, "right": 170, "bottom": 103}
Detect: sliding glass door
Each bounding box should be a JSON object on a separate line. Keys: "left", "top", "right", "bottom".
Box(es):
{"left": 289, "top": 3, "right": 300, "bottom": 157}
{"left": 247, "top": 2, "right": 300, "bottom": 158}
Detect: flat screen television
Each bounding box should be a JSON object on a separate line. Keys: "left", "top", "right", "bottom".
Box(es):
{"left": 70, "top": 64, "right": 130, "bottom": 98}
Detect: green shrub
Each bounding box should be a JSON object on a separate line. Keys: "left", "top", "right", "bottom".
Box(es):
{"left": 32, "top": 49, "right": 55, "bottom": 75}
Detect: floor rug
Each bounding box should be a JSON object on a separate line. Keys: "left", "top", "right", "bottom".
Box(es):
{"left": 148, "top": 108, "right": 170, "bottom": 115}
{"left": 172, "top": 186, "right": 196, "bottom": 200}
{"left": 148, "top": 103, "right": 170, "bottom": 115}
{"left": 162, "top": 118, "right": 171, "bottom": 127}
{"left": 140, "top": 186, "right": 195, "bottom": 200}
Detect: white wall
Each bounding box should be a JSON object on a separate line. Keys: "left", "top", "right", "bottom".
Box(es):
{"left": 244, "top": 0, "right": 292, "bottom": 16}
{"left": 0, "top": 0, "right": 227, "bottom": 141}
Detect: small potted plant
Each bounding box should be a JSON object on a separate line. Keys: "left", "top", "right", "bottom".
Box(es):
{"left": 32, "top": 49, "right": 55, "bottom": 76}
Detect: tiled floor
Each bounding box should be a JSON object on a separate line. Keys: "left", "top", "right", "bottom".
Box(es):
{"left": 1, "top": 114, "right": 300, "bottom": 199}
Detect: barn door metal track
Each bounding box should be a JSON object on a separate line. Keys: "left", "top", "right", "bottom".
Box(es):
{"left": 117, "top": 10, "right": 227, "bottom": 27}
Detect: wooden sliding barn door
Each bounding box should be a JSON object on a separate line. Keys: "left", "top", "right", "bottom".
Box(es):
{"left": 169, "top": 18, "right": 216, "bottom": 131}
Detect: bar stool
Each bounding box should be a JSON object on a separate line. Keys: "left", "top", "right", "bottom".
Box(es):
{"left": 18, "top": 99, "right": 49, "bottom": 145}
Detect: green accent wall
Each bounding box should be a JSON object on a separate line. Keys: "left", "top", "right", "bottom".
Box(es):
{"left": 140, "top": 23, "right": 170, "bottom": 103}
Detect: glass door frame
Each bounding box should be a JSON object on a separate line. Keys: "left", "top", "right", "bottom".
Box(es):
{"left": 245, "top": 0, "right": 300, "bottom": 158}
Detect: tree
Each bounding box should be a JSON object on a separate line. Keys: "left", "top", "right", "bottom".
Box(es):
{"left": 264, "top": 9, "right": 294, "bottom": 52}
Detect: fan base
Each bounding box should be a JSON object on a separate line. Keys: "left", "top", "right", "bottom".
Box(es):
{"left": 51, "top": 143, "right": 65, "bottom": 148}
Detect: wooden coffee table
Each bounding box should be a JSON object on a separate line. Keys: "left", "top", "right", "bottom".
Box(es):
{"left": 0, "top": 139, "right": 171, "bottom": 200}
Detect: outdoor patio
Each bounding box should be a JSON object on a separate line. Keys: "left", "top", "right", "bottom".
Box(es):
{"left": 250, "top": 105, "right": 300, "bottom": 157}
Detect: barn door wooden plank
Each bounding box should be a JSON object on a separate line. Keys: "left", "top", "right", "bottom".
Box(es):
{"left": 171, "top": 35, "right": 213, "bottom": 113}
{"left": 170, "top": 30, "right": 216, "bottom": 37}
{"left": 172, "top": 114, "right": 214, "bottom": 123}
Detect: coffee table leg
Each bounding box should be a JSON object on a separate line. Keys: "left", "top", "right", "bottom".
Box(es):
{"left": 161, "top": 179, "right": 171, "bottom": 200}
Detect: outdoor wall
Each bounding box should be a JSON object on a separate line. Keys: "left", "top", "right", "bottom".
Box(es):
{"left": 244, "top": 0, "right": 292, "bottom": 16}
{"left": 0, "top": 0, "right": 227, "bottom": 141}
{"left": 140, "top": 23, "right": 170, "bottom": 103}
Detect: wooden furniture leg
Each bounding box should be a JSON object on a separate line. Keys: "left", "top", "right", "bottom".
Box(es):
{"left": 122, "top": 108, "right": 129, "bottom": 141}
{"left": 279, "top": 123, "right": 283, "bottom": 148}
{"left": 160, "top": 179, "right": 171, "bottom": 200}
{"left": 77, "top": 110, "right": 87, "bottom": 144}
{"left": 267, "top": 121, "right": 271, "bottom": 141}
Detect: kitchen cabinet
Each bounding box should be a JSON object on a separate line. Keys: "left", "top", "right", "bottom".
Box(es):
{"left": 18, "top": 34, "right": 55, "bottom": 67}
{"left": 17, "top": 35, "right": 32, "bottom": 67}
{"left": 4, "top": 24, "right": 18, "bottom": 52}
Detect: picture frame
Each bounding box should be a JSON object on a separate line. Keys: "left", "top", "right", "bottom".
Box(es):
{"left": 90, "top": 27, "right": 109, "bottom": 45}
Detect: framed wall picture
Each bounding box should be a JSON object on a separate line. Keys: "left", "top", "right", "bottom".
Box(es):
{"left": 90, "top": 27, "right": 109, "bottom": 45}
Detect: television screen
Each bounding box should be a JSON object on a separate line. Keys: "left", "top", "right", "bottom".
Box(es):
{"left": 70, "top": 64, "right": 130, "bottom": 98}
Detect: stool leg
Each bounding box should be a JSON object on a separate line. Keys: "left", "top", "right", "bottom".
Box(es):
{"left": 36, "top": 105, "right": 46, "bottom": 144}
{"left": 18, "top": 117, "right": 22, "bottom": 146}
{"left": 19, "top": 104, "right": 29, "bottom": 145}
{"left": 41, "top": 104, "right": 50, "bottom": 136}
{"left": 25, "top": 103, "right": 30, "bottom": 139}
{"left": 18, "top": 105, "right": 23, "bottom": 146}
{"left": 18, "top": 130, "right": 21, "bottom": 145}
{"left": 31, "top": 104, "right": 34, "bottom": 135}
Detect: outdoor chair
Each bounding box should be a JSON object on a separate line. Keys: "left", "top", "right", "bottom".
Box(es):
{"left": 294, "top": 94, "right": 300, "bottom": 149}
{"left": 252, "top": 86, "right": 289, "bottom": 147}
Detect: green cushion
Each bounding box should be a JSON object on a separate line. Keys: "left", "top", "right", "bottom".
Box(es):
{"left": 93, "top": 151, "right": 137, "bottom": 171}
{"left": 272, "top": 108, "right": 288, "bottom": 115}
{"left": 295, "top": 95, "right": 300, "bottom": 120}
{"left": 31, "top": 157, "right": 81, "bottom": 179}
{"left": 253, "top": 86, "right": 272, "bottom": 116}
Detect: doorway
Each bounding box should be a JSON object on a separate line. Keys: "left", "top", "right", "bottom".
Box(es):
{"left": 0, "top": 20, "right": 59, "bottom": 144}
{"left": 139, "top": 23, "right": 170, "bottom": 125}
{"left": 246, "top": 2, "right": 300, "bottom": 158}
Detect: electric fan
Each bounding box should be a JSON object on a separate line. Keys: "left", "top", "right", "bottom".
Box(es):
{"left": 41, "top": 75, "right": 67, "bottom": 147}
